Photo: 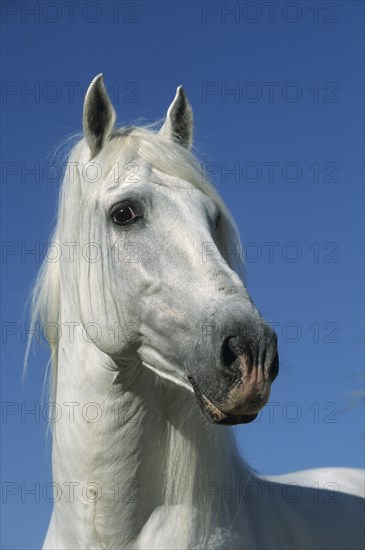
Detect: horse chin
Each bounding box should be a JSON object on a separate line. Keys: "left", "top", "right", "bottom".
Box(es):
{"left": 188, "top": 376, "right": 259, "bottom": 426}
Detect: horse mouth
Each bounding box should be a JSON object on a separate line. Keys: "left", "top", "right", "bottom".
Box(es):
{"left": 188, "top": 376, "right": 258, "bottom": 426}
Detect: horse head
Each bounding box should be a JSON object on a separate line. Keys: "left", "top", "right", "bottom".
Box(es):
{"left": 57, "top": 74, "right": 279, "bottom": 426}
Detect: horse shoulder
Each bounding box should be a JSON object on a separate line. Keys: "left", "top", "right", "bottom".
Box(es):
{"left": 254, "top": 469, "right": 364, "bottom": 550}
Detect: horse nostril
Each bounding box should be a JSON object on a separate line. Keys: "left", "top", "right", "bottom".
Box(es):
{"left": 221, "top": 336, "right": 238, "bottom": 368}
{"left": 221, "top": 335, "right": 253, "bottom": 369}
{"left": 269, "top": 353, "right": 279, "bottom": 382}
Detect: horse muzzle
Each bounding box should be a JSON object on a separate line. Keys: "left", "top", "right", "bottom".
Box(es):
{"left": 189, "top": 330, "right": 279, "bottom": 426}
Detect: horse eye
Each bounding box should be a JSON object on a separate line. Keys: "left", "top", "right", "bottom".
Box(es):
{"left": 111, "top": 205, "right": 139, "bottom": 226}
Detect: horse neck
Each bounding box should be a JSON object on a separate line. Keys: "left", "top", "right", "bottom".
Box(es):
{"left": 49, "top": 308, "right": 250, "bottom": 547}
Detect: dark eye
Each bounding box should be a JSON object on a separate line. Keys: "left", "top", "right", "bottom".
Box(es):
{"left": 215, "top": 212, "right": 221, "bottom": 230}
{"left": 111, "top": 205, "right": 140, "bottom": 226}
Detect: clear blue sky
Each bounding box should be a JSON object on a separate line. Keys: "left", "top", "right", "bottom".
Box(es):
{"left": 1, "top": 1, "right": 364, "bottom": 548}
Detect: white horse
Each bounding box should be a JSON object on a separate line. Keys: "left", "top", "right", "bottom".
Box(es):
{"left": 31, "top": 74, "right": 364, "bottom": 549}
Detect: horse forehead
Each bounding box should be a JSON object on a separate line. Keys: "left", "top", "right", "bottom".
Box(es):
{"left": 149, "top": 168, "right": 216, "bottom": 211}
{"left": 103, "top": 162, "right": 212, "bottom": 213}
{"left": 100, "top": 158, "right": 153, "bottom": 190}
{"left": 150, "top": 167, "right": 197, "bottom": 191}
{"left": 101, "top": 160, "right": 194, "bottom": 192}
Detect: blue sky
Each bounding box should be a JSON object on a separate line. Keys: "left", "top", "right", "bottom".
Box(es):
{"left": 1, "top": 1, "right": 364, "bottom": 548}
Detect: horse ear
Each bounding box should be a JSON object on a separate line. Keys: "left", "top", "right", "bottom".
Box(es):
{"left": 160, "top": 86, "right": 193, "bottom": 149}
{"left": 83, "top": 74, "right": 116, "bottom": 159}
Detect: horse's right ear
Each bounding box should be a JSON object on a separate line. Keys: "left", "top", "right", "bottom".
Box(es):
{"left": 83, "top": 74, "right": 116, "bottom": 159}
{"left": 159, "top": 86, "right": 194, "bottom": 149}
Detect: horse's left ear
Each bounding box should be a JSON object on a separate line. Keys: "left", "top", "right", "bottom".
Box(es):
{"left": 160, "top": 86, "right": 193, "bottom": 149}
{"left": 83, "top": 74, "right": 116, "bottom": 159}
